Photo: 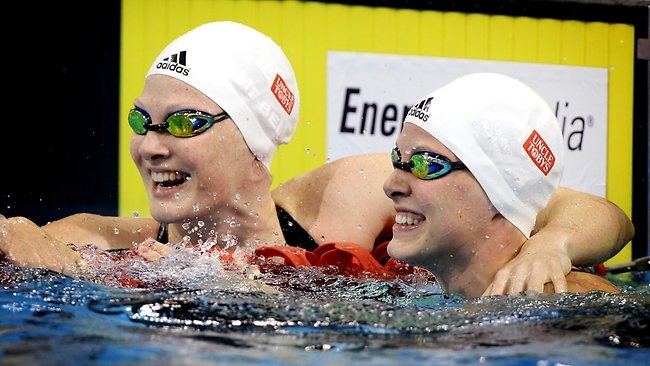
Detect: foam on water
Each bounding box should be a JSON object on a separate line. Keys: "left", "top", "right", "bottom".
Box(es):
{"left": 0, "top": 251, "right": 648, "bottom": 365}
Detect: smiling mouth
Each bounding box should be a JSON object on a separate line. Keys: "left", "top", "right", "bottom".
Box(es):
{"left": 151, "top": 171, "right": 189, "bottom": 188}
{"left": 395, "top": 212, "right": 424, "bottom": 225}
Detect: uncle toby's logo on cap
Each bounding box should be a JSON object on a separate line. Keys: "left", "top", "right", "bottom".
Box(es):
{"left": 523, "top": 130, "right": 556, "bottom": 176}
{"left": 271, "top": 74, "right": 295, "bottom": 115}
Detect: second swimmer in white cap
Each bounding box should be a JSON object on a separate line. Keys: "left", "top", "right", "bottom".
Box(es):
{"left": 383, "top": 72, "right": 618, "bottom": 297}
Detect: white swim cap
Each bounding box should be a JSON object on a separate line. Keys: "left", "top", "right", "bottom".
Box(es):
{"left": 404, "top": 73, "right": 564, "bottom": 237}
{"left": 146, "top": 21, "right": 299, "bottom": 169}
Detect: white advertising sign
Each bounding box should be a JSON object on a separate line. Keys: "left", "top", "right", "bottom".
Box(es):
{"left": 326, "top": 52, "right": 608, "bottom": 197}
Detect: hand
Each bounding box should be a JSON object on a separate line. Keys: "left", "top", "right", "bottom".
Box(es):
{"left": 134, "top": 238, "right": 171, "bottom": 261}
{"left": 483, "top": 232, "right": 572, "bottom": 296}
{"left": 0, "top": 215, "right": 84, "bottom": 275}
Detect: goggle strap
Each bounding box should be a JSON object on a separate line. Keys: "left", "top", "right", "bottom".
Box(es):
{"left": 450, "top": 162, "right": 468, "bottom": 170}
{"left": 212, "top": 112, "right": 230, "bottom": 123}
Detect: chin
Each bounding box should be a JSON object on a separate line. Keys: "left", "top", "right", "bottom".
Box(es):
{"left": 386, "top": 239, "right": 411, "bottom": 262}
{"left": 150, "top": 207, "right": 187, "bottom": 224}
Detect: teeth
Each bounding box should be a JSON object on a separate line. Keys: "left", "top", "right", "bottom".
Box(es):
{"left": 395, "top": 213, "right": 420, "bottom": 225}
{"left": 151, "top": 171, "right": 188, "bottom": 183}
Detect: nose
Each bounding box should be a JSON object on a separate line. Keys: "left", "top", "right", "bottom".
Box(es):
{"left": 132, "top": 131, "right": 171, "bottom": 162}
{"left": 383, "top": 168, "right": 412, "bottom": 200}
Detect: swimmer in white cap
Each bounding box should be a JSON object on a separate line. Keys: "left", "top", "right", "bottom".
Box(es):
{"left": 384, "top": 72, "right": 621, "bottom": 297}
{"left": 0, "top": 23, "right": 633, "bottom": 294}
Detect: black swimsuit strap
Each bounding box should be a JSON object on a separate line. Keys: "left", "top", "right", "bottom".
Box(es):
{"left": 157, "top": 223, "right": 168, "bottom": 243}
{"left": 155, "top": 207, "right": 319, "bottom": 251}
{"left": 276, "top": 206, "right": 319, "bottom": 251}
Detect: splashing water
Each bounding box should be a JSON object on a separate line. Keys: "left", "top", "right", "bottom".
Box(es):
{"left": 0, "top": 258, "right": 647, "bottom": 365}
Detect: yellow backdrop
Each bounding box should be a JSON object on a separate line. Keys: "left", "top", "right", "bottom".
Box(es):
{"left": 119, "top": 0, "right": 635, "bottom": 263}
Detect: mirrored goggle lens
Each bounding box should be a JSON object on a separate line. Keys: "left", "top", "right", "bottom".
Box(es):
{"left": 166, "top": 112, "right": 213, "bottom": 137}
{"left": 410, "top": 153, "right": 452, "bottom": 179}
{"left": 128, "top": 108, "right": 218, "bottom": 138}
{"left": 128, "top": 108, "right": 149, "bottom": 134}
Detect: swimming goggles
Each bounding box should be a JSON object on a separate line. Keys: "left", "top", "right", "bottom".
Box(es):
{"left": 391, "top": 147, "right": 468, "bottom": 180}
{"left": 128, "top": 106, "right": 230, "bottom": 138}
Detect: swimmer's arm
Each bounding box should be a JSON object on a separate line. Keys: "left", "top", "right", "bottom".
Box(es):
{"left": 273, "top": 153, "right": 395, "bottom": 250}
{"left": 484, "top": 187, "right": 634, "bottom": 295}
{"left": 532, "top": 187, "right": 633, "bottom": 263}
{"left": 0, "top": 215, "right": 83, "bottom": 275}
{"left": 42, "top": 213, "right": 160, "bottom": 250}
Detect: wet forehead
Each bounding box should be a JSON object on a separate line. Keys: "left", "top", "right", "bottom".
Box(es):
{"left": 396, "top": 123, "right": 459, "bottom": 160}
{"left": 135, "top": 75, "right": 221, "bottom": 117}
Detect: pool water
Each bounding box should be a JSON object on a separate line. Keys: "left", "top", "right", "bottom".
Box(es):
{"left": 0, "top": 256, "right": 648, "bottom": 365}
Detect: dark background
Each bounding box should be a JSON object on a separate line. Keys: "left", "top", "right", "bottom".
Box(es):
{"left": 1, "top": 2, "right": 120, "bottom": 225}
{"left": 1, "top": 0, "right": 647, "bottom": 256}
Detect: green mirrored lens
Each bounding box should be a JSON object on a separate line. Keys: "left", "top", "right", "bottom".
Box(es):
{"left": 128, "top": 109, "right": 148, "bottom": 134}
{"left": 166, "top": 114, "right": 196, "bottom": 137}
{"left": 410, "top": 154, "right": 431, "bottom": 179}
{"left": 166, "top": 113, "right": 213, "bottom": 137}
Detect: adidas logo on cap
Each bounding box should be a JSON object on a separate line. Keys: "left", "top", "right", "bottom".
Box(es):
{"left": 155, "top": 50, "right": 190, "bottom": 76}
{"left": 407, "top": 97, "right": 433, "bottom": 122}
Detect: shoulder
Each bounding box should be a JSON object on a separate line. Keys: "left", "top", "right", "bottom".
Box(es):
{"left": 543, "top": 270, "right": 619, "bottom": 293}
{"left": 275, "top": 153, "right": 391, "bottom": 187}
{"left": 272, "top": 153, "right": 395, "bottom": 249}
{"left": 273, "top": 153, "right": 391, "bottom": 204}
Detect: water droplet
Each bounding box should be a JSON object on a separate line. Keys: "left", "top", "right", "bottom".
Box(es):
{"left": 182, "top": 223, "right": 190, "bottom": 230}
{"left": 233, "top": 193, "right": 241, "bottom": 202}
{"left": 287, "top": 221, "right": 294, "bottom": 227}
{"left": 132, "top": 211, "right": 140, "bottom": 218}
{"left": 197, "top": 221, "right": 204, "bottom": 228}
{"left": 113, "top": 227, "right": 120, "bottom": 235}
{"left": 193, "top": 203, "right": 200, "bottom": 212}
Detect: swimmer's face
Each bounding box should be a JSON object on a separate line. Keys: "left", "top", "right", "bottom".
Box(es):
{"left": 383, "top": 123, "right": 498, "bottom": 272}
{"left": 129, "top": 74, "right": 257, "bottom": 224}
